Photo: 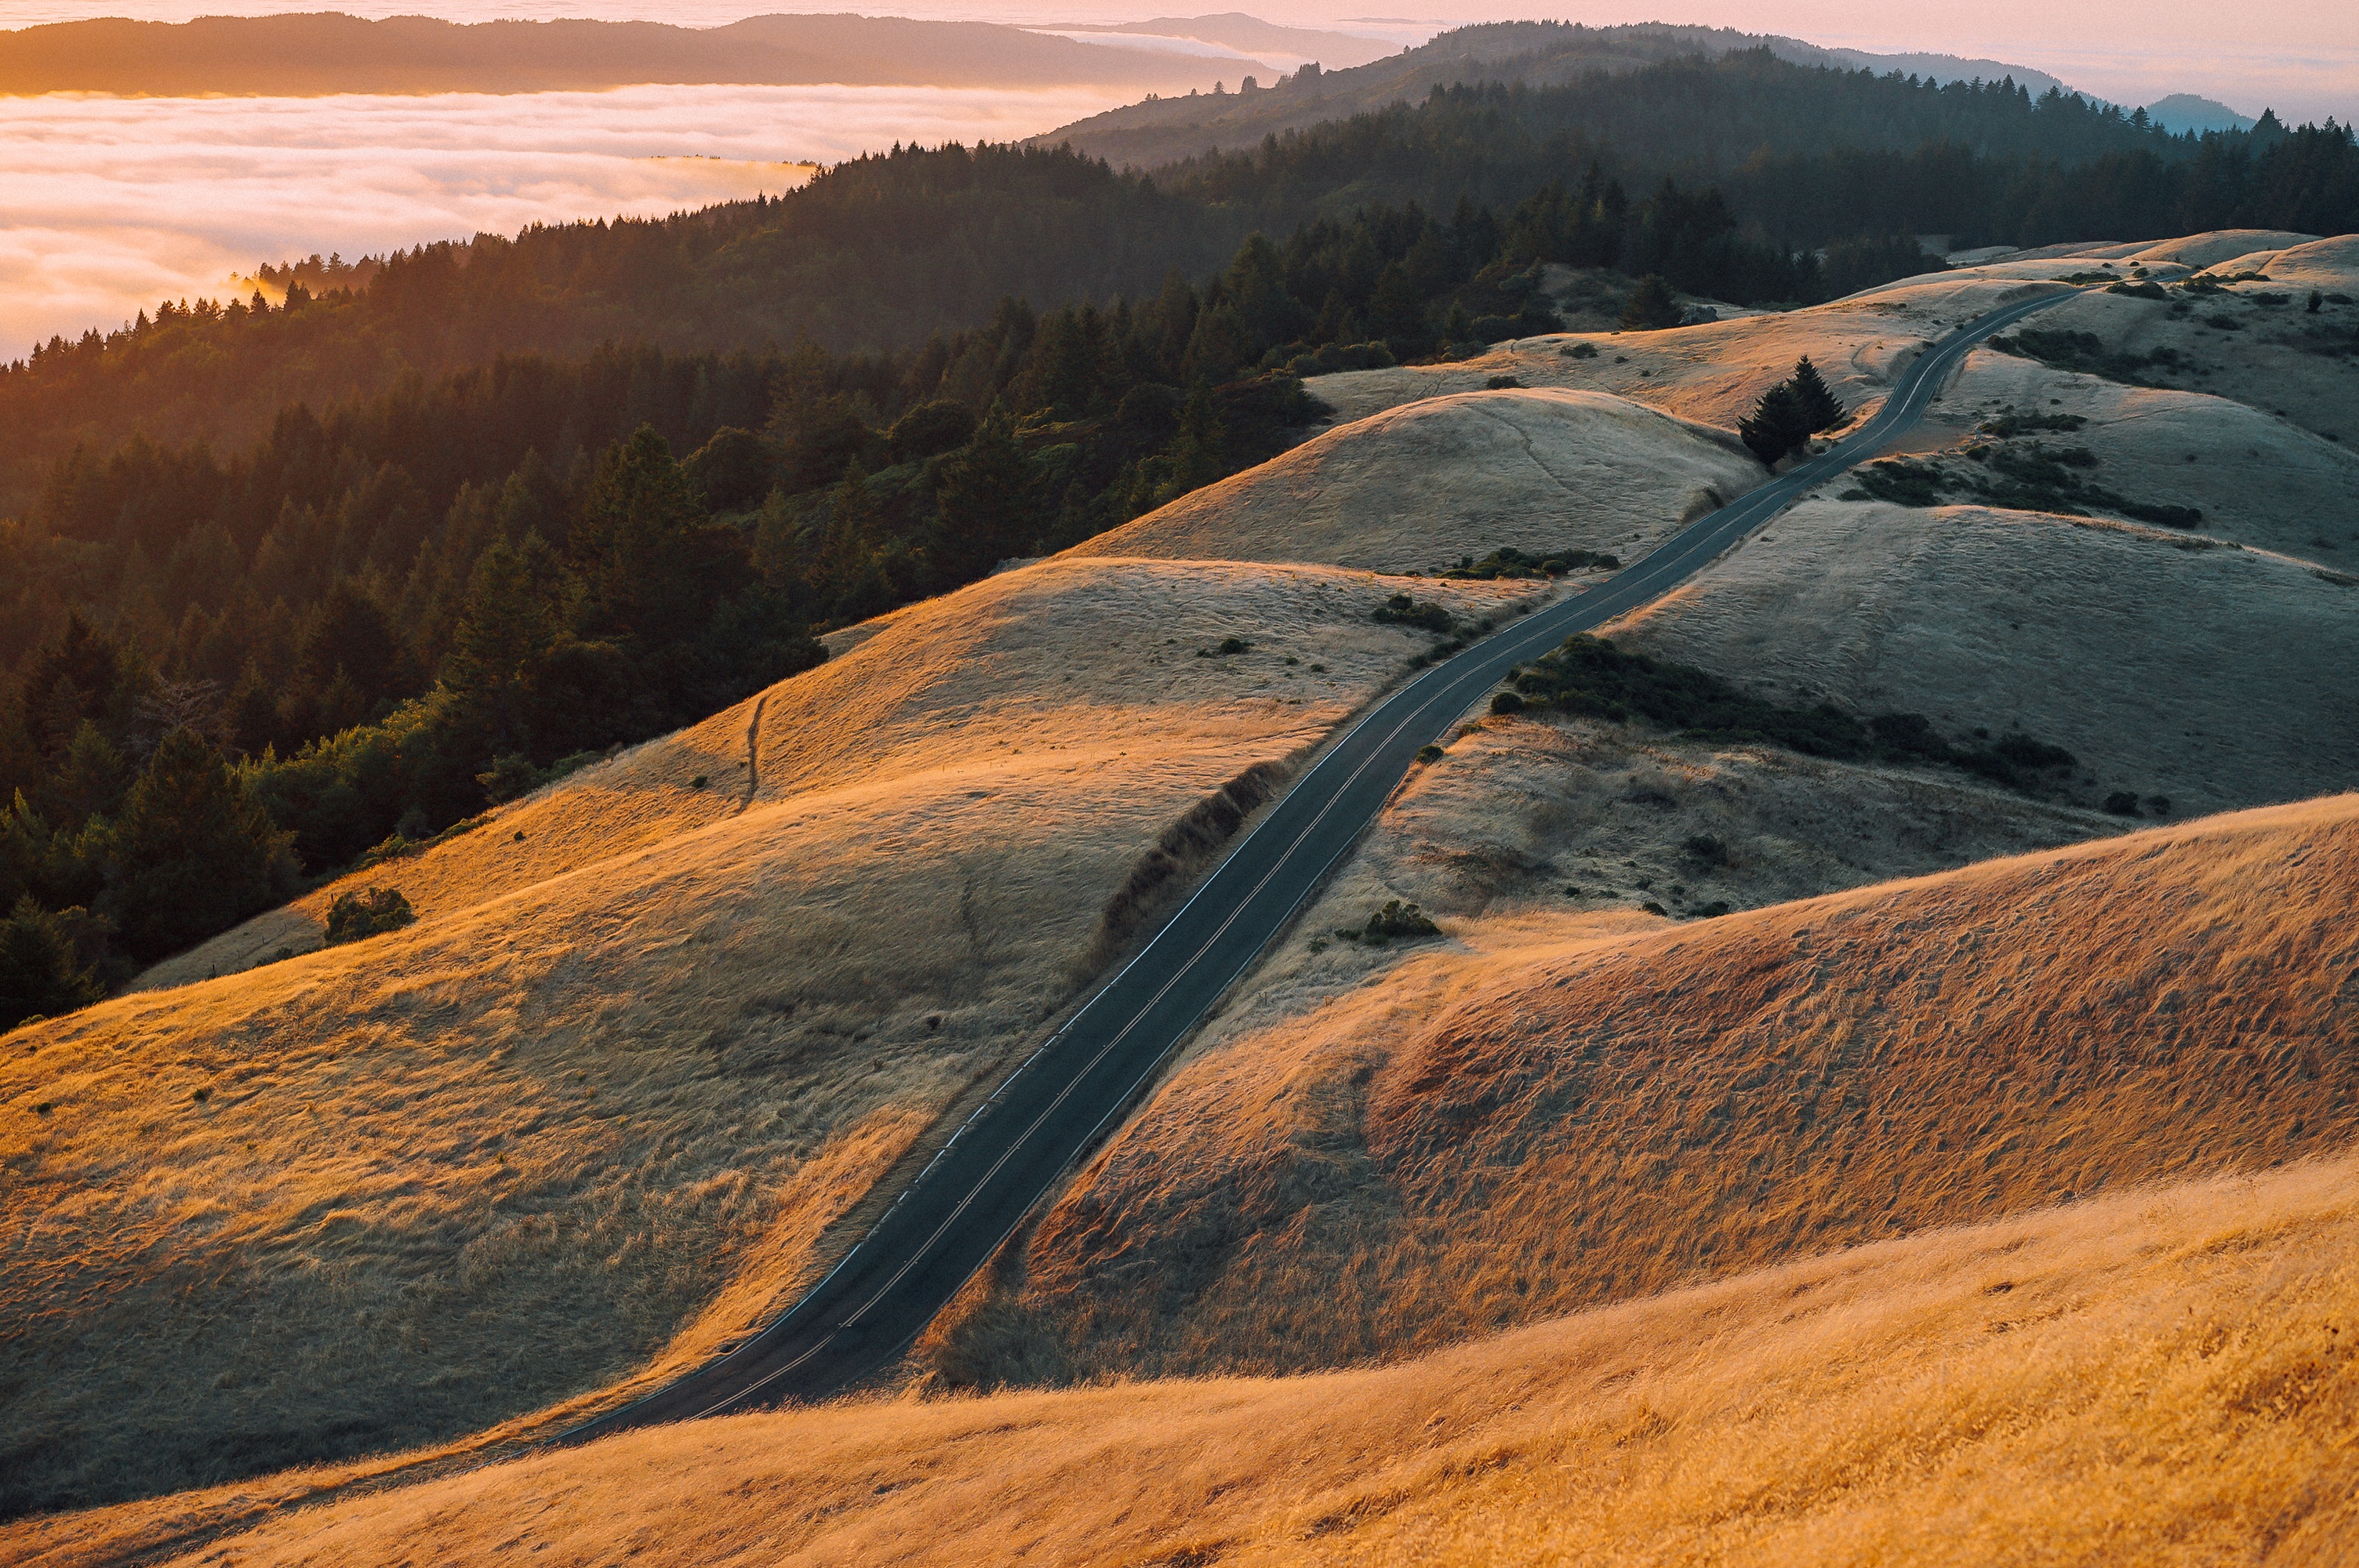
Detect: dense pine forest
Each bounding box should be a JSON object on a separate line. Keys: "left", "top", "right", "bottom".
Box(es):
{"left": 4, "top": 38, "right": 2357, "bottom": 1025}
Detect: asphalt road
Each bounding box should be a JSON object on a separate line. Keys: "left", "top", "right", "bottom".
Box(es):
{"left": 565, "top": 284, "right": 2070, "bottom": 1440}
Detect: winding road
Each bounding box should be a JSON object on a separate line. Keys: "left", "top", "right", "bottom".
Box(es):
{"left": 566, "top": 285, "right": 2071, "bottom": 1440}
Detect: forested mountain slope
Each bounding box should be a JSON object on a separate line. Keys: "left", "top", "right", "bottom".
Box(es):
{"left": 1034, "top": 18, "right": 2083, "bottom": 169}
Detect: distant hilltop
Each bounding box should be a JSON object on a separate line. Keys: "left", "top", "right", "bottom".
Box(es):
{"left": 2146, "top": 93, "right": 2257, "bottom": 133}
{"left": 1029, "top": 20, "right": 2102, "bottom": 169}
{"left": 0, "top": 12, "right": 1256, "bottom": 96}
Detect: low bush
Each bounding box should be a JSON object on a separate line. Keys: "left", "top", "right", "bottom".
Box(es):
{"left": 1560, "top": 342, "right": 1599, "bottom": 359}
{"left": 1485, "top": 375, "right": 1525, "bottom": 390}
{"left": 1338, "top": 899, "right": 1441, "bottom": 944}
{"left": 1490, "top": 691, "right": 1525, "bottom": 715}
{"left": 1979, "top": 410, "right": 2086, "bottom": 437}
{"left": 1991, "top": 329, "right": 2183, "bottom": 385}
{"left": 2104, "top": 791, "right": 2142, "bottom": 815}
{"left": 1850, "top": 457, "right": 1946, "bottom": 506}
{"left": 1372, "top": 593, "right": 1458, "bottom": 633}
{"left": 323, "top": 886, "right": 416, "bottom": 946}
{"left": 1682, "top": 833, "right": 1730, "bottom": 865}
{"left": 1438, "top": 546, "right": 1618, "bottom": 580}
{"left": 1511, "top": 636, "right": 2078, "bottom": 789}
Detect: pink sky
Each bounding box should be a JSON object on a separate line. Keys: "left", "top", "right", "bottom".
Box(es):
{"left": 0, "top": 0, "right": 2350, "bottom": 118}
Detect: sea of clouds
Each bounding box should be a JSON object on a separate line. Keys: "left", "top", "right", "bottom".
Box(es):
{"left": 0, "top": 81, "right": 1140, "bottom": 357}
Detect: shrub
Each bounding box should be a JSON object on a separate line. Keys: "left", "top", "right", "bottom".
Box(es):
{"left": 1512, "top": 635, "right": 2077, "bottom": 792}
{"left": 1217, "top": 637, "right": 1249, "bottom": 655}
{"left": 2103, "top": 791, "right": 2143, "bottom": 816}
{"left": 324, "top": 886, "right": 416, "bottom": 946}
{"left": 1485, "top": 375, "right": 1525, "bottom": 390}
{"left": 1979, "top": 411, "right": 2086, "bottom": 437}
{"left": 1415, "top": 744, "right": 1445, "bottom": 763}
{"left": 1489, "top": 691, "right": 1525, "bottom": 715}
{"left": 1851, "top": 457, "right": 1947, "bottom": 506}
{"left": 476, "top": 752, "right": 542, "bottom": 804}
{"left": 1561, "top": 342, "right": 1599, "bottom": 359}
{"left": 1438, "top": 546, "right": 1615, "bottom": 580}
{"left": 1682, "top": 833, "right": 1729, "bottom": 865}
{"left": 1341, "top": 900, "right": 1441, "bottom": 944}
{"left": 1372, "top": 593, "right": 1457, "bottom": 633}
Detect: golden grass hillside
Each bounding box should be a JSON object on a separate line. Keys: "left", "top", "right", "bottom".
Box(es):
{"left": 1061, "top": 388, "right": 1763, "bottom": 572}
{"left": 1306, "top": 231, "right": 2354, "bottom": 446}
{"left": 1893, "top": 348, "right": 2359, "bottom": 555}
{"left": 0, "top": 555, "right": 1539, "bottom": 1518}
{"left": 1304, "top": 271, "right": 2071, "bottom": 432}
{"left": 14, "top": 1149, "right": 2356, "bottom": 1567}
{"left": 924, "top": 794, "right": 2359, "bottom": 1387}
{"left": 1927, "top": 234, "right": 2359, "bottom": 443}
{"left": 1597, "top": 495, "right": 2359, "bottom": 819}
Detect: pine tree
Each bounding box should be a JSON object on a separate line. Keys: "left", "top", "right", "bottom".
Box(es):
{"left": 932, "top": 411, "right": 1032, "bottom": 581}
{"left": 103, "top": 728, "right": 297, "bottom": 961}
{"left": 1739, "top": 382, "right": 1809, "bottom": 467}
{"left": 1788, "top": 357, "right": 1845, "bottom": 431}
{"left": 0, "top": 895, "right": 105, "bottom": 1031}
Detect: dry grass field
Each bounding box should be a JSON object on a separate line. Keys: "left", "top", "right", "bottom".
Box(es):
{"left": 0, "top": 556, "right": 1537, "bottom": 1516}
{"left": 926, "top": 794, "right": 2359, "bottom": 1386}
{"left": 1063, "top": 387, "right": 1764, "bottom": 572}
{"left": 1597, "top": 497, "right": 2359, "bottom": 819}
{"left": 13, "top": 1149, "right": 2355, "bottom": 1567}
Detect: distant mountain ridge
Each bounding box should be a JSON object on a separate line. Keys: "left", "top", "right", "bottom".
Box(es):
{"left": 2147, "top": 93, "right": 2257, "bottom": 133}
{"left": 1059, "top": 12, "right": 1397, "bottom": 72}
{"left": 1031, "top": 20, "right": 2098, "bottom": 169}
{"left": 0, "top": 11, "right": 1236, "bottom": 96}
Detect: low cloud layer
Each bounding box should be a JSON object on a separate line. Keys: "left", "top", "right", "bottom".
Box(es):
{"left": 0, "top": 81, "right": 1136, "bottom": 356}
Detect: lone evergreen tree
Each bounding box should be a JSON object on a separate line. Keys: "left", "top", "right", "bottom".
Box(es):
{"left": 1788, "top": 356, "right": 1845, "bottom": 431}
{"left": 1619, "top": 273, "right": 1682, "bottom": 330}
{"left": 1741, "top": 357, "right": 1848, "bottom": 466}
{"left": 1739, "top": 383, "right": 1806, "bottom": 466}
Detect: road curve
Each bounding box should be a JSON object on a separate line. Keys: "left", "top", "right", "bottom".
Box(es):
{"left": 565, "top": 285, "right": 2071, "bottom": 1439}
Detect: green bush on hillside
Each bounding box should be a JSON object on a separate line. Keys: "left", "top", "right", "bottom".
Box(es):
{"left": 324, "top": 886, "right": 416, "bottom": 946}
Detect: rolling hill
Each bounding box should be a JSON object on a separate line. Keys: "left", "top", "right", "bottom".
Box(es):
{"left": 5, "top": 227, "right": 2357, "bottom": 1563}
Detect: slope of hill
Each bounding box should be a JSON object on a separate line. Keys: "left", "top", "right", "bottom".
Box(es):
{"left": 0, "top": 13, "right": 1229, "bottom": 96}
{"left": 920, "top": 234, "right": 2359, "bottom": 1388}
{"left": 14, "top": 1149, "right": 2354, "bottom": 1566}
{"left": 1062, "top": 388, "right": 1762, "bottom": 572}
{"left": 0, "top": 554, "right": 1536, "bottom": 1516}
{"left": 924, "top": 795, "right": 2359, "bottom": 1386}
